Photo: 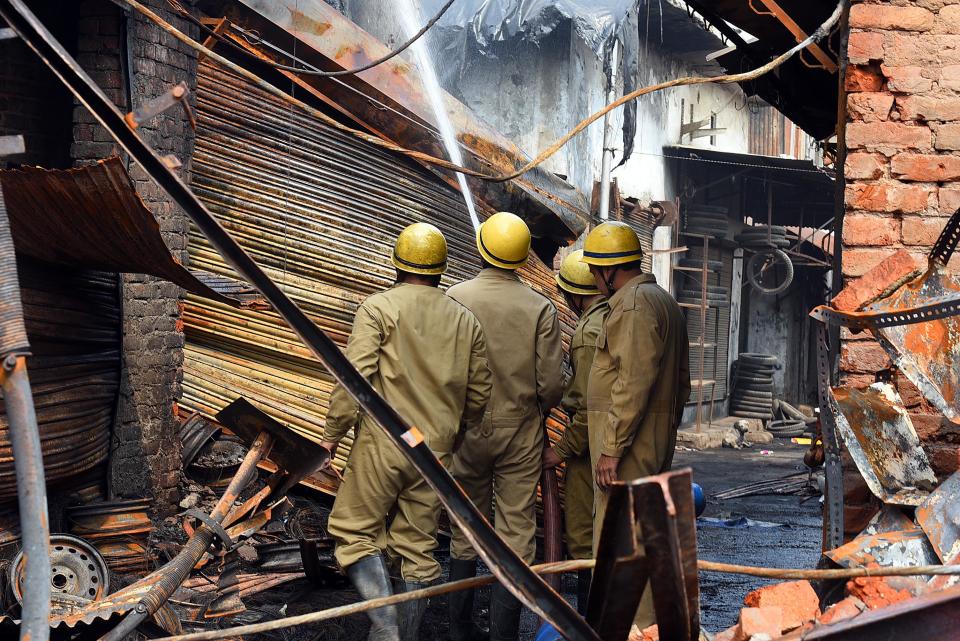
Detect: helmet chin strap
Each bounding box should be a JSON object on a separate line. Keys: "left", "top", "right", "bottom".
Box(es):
{"left": 603, "top": 266, "right": 618, "bottom": 295}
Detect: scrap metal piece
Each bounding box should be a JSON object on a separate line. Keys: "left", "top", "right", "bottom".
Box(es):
{"left": 916, "top": 470, "right": 960, "bottom": 564}
{"left": 68, "top": 498, "right": 153, "bottom": 576}
{"left": 125, "top": 81, "right": 193, "bottom": 130}
{"left": 205, "top": 551, "right": 245, "bottom": 619}
{"left": 816, "top": 323, "right": 844, "bottom": 550}
{"left": 256, "top": 540, "right": 305, "bottom": 573}
{"left": 929, "top": 208, "right": 960, "bottom": 268}
{"left": 0, "top": 3, "right": 600, "bottom": 637}
{"left": 830, "top": 383, "right": 937, "bottom": 506}
{"left": 216, "top": 398, "right": 329, "bottom": 501}
{"left": 587, "top": 468, "right": 699, "bottom": 641}
{"left": 825, "top": 527, "right": 939, "bottom": 570}
{"left": 869, "top": 262, "right": 960, "bottom": 423}
{"left": 180, "top": 412, "right": 222, "bottom": 468}
{"left": 11, "top": 534, "right": 110, "bottom": 610}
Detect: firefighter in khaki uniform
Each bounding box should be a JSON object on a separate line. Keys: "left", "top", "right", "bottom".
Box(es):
{"left": 446, "top": 212, "right": 564, "bottom": 641}
{"left": 543, "top": 249, "right": 608, "bottom": 615}
{"left": 320, "top": 223, "right": 492, "bottom": 641}
{"left": 581, "top": 221, "right": 691, "bottom": 630}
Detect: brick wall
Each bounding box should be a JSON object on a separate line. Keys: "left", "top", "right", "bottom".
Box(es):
{"left": 842, "top": 0, "right": 960, "bottom": 532}
{"left": 72, "top": 1, "right": 198, "bottom": 515}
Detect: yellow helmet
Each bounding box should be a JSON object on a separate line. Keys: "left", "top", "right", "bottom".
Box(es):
{"left": 392, "top": 222, "right": 447, "bottom": 276}
{"left": 476, "top": 211, "right": 530, "bottom": 269}
{"left": 581, "top": 221, "right": 643, "bottom": 267}
{"left": 556, "top": 250, "right": 600, "bottom": 295}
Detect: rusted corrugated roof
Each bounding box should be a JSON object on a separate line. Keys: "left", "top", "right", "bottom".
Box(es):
{"left": 0, "top": 158, "right": 261, "bottom": 307}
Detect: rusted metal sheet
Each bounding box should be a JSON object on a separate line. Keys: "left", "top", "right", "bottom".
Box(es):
{"left": 916, "top": 470, "right": 960, "bottom": 565}
{"left": 0, "top": 159, "right": 248, "bottom": 306}
{"left": 0, "top": 258, "right": 119, "bottom": 501}
{"left": 185, "top": 59, "right": 576, "bottom": 478}
{"left": 869, "top": 262, "right": 960, "bottom": 424}
{"left": 830, "top": 383, "right": 937, "bottom": 506}
{"left": 587, "top": 468, "right": 699, "bottom": 641}
{"left": 67, "top": 498, "right": 154, "bottom": 576}
{"left": 196, "top": 0, "right": 589, "bottom": 248}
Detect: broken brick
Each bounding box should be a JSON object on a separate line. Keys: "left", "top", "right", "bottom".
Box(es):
{"left": 744, "top": 581, "right": 821, "bottom": 631}
{"left": 846, "top": 66, "right": 885, "bottom": 93}
{"left": 840, "top": 341, "right": 892, "bottom": 374}
{"left": 846, "top": 576, "right": 912, "bottom": 610}
{"left": 831, "top": 249, "right": 924, "bottom": 311}
{"left": 844, "top": 153, "right": 886, "bottom": 180}
{"left": 848, "top": 32, "right": 883, "bottom": 65}
{"left": 848, "top": 92, "right": 894, "bottom": 123}
{"left": 881, "top": 65, "right": 934, "bottom": 93}
{"left": 734, "top": 607, "right": 783, "bottom": 641}
{"left": 713, "top": 626, "right": 738, "bottom": 641}
{"left": 898, "top": 95, "right": 960, "bottom": 122}
{"left": 817, "top": 596, "right": 866, "bottom": 625}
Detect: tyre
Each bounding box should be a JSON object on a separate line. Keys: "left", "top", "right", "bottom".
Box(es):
{"left": 739, "top": 353, "right": 779, "bottom": 366}
{"left": 747, "top": 249, "right": 794, "bottom": 296}
{"left": 732, "top": 410, "right": 773, "bottom": 419}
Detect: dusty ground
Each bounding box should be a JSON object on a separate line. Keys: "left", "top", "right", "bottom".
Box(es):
{"left": 215, "top": 439, "right": 821, "bottom": 640}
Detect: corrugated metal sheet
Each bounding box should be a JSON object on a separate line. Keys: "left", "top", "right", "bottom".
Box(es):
{"left": 0, "top": 159, "right": 243, "bottom": 306}
{"left": 183, "top": 61, "right": 575, "bottom": 480}
{"left": 0, "top": 257, "right": 119, "bottom": 500}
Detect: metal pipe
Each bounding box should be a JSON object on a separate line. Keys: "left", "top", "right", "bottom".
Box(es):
{"left": 0, "top": 180, "right": 50, "bottom": 641}
{"left": 597, "top": 39, "right": 620, "bottom": 222}
{"left": 99, "top": 431, "right": 273, "bottom": 641}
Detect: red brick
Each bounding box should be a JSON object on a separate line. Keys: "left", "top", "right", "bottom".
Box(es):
{"left": 943, "top": 65, "right": 960, "bottom": 92}
{"left": 848, "top": 92, "right": 894, "bottom": 122}
{"left": 846, "top": 122, "right": 930, "bottom": 151}
{"left": 833, "top": 249, "right": 924, "bottom": 310}
{"left": 846, "top": 65, "right": 885, "bottom": 92}
{"left": 881, "top": 65, "right": 934, "bottom": 93}
{"left": 940, "top": 186, "right": 960, "bottom": 212}
{"left": 840, "top": 341, "right": 893, "bottom": 373}
{"left": 848, "top": 31, "right": 884, "bottom": 65}
{"left": 840, "top": 373, "right": 876, "bottom": 389}
{"left": 898, "top": 95, "right": 960, "bottom": 121}
{"left": 817, "top": 597, "right": 866, "bottom": 625}
{"left": 744, "top": 581, "right": 820, "bottom": 631}
{"left": 846, "top": 183, "right": 929, "bottom": 213}
{"left": 841, "top": 247, "right": 900, "bottom": 278}
{"left": 912, "top": 413, "right": 948, "bottom": 441}
{"left": 883, "top": 33, "right": 960, "bottom": 67}
{"left": 845, "top": 153, "right": 886, "bottom": 180}
{"left": 846, "top": 577, "right": 913, "bottom": 610}
{"left": 902, "top": 215, "right": 946, "bottom": 245}
{"left": 935, "top": 123, "right": 960, "bottom": 150}
{"left": 925, "top": 442, "right": 960, "bottom": 477}
{"left": 935, "top": 6, "right": 960, "bottom": 35}
{"left": 735, "top": 607, "right": 784, "bottom": 641}
{"left": 892, "top": 153, "right": 960, "bottom": 181}
{"left": 841, "top": 213, "right": 901, "bottom": 245}
{"left": 850, "top": 5, "right": 934, "bottom": 31}
{"left": 898, "top": 378, "right": 936, "bottom": 412}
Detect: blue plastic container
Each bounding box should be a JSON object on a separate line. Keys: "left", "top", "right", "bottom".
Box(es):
{"left": 692, "top": 482, "right": 706, "bottom": 516}
{"left": 535, "top": 622, "right": 563, "bottom": 641}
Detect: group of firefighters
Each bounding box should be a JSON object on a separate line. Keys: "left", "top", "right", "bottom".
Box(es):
{"left": 317, "top": 211, "right": 691, "bottom": 641}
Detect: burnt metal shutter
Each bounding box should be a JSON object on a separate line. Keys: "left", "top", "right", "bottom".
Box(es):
{"left": 184, "top": 62, "right": 574, "bottom": 481}
{"left": 0, "top": 258, "right": 120, "bottom": 500}
{"left": 619, "top": 203, "right": 656, "bottom": 273}
{"left": 677, "top": 245, "right": 733, "bottom": 403}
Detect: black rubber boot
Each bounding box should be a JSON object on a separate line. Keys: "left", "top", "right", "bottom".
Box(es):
{"left": 576, "top": 569, "right": 592, "bottom": 617}
{"left": 395, "top": 580, "right": 429, "bottom": 641}
{"left": 345, "top": 555, "right": 400, "bottom": 641}
{"left": 447, "top": 558, "right": 487, "bottom": 641}
{"left": 489, "top": 584, "right": 521, "bottom": 641}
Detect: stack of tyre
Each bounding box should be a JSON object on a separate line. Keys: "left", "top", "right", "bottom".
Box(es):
{"left": 684, "top": 205, "right": 730, "bottom": 238}
{"left": 735, "top": 225, "right": 790, "bottom": 249}
{"left": 730, "top": 353, "right": 778, "bottom": 420}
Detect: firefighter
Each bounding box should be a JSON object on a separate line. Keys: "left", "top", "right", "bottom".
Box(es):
{"left": 581, "top": 221, "right": 691, "bottom": 630}
{"left": 320, "top": 222, "right": 492, "bottom": 641}
{"left": 446, "top": 211, "right": 564, "bottom": 641}
{"left": 542, "top": 249, "right": 608, "bottom": 615}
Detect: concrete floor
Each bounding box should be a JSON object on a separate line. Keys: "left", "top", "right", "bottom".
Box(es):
{"left": 239, "top": 440, "right": 823, "bottom": 640}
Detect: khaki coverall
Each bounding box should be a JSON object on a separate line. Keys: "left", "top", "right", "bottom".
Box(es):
{"left": 588, "top": 274, "right": 690, "bottom": 627}
{"left": 324, "top": 283, "right": 492, "bottom": 583}
{"left": 555, "top": 298, "right": 608, "bottom": 560}
{"left": 447, "top": 268, "right": 564, "bottom": 563}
